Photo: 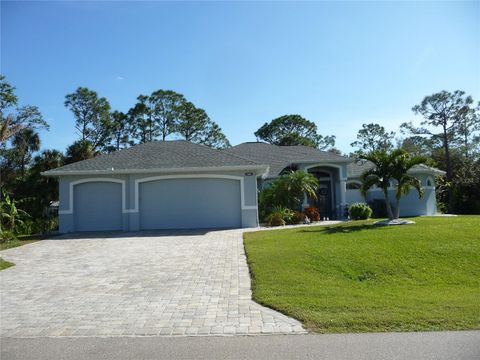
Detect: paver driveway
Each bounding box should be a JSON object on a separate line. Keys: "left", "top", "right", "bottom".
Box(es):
{"left": 0, "top": 229, "right": 305, "bottom": 337}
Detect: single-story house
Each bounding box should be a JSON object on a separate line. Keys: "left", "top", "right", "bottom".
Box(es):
{"left": 42, "top": 140, "right": 444, "bottom": 233}
{"left": 225, "top": 142, "right": 445, "bottom": 219}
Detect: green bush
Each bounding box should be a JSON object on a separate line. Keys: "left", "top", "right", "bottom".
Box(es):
{"left": 348, "top": 203, "right": 372, "bottom": 220}
{"left": 266, "top": 206, "right": 295, "bottom": 227}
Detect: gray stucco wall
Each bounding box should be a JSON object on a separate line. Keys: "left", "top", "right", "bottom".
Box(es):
{"left": 58, "top": 171, "right": 259, "bottom": 233}
{"left": 256, "top": 168, "right": 438, "bottom": 218}
{"left": 346, "top": 174, "right": 438, "bottom": 216}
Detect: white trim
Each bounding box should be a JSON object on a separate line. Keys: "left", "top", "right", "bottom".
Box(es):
{"left": 304, "top": 163, "right": 348, "bottom": 180}
{"left": 346, "top": 180, "right": 362, "bottom": 190}
{"left": 131, "top": 174, "right": 256, "bottom": 213}
{"left": 42, "top": 165, "right": 269, "bottom": 177}
{"left": 59, "top": 174, "right": 258, "bottom": 216}
{"left": 58, "top": 178, "right": 127, "bottom": 215}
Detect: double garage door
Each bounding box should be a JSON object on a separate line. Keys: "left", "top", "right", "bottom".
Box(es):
{"left": 73, "top": 178, "right": 242, "bottom": 231}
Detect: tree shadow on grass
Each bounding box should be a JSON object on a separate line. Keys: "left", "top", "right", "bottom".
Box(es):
{"left": 299, "top": 223, "right": 393, "bottom": 235}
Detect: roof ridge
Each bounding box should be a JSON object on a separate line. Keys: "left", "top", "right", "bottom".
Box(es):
{"left": 196, "top": 142, "right": 263, "bottom": 166}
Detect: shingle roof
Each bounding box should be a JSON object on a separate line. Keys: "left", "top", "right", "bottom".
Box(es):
{"left": 347, "top": 161, "right": 446, "bottom": 178}
{"left": 223, "top": 142, "right": 351, "bottom": 177}
{"left": 43, "top": 140, "right": 266, "bottom": 176}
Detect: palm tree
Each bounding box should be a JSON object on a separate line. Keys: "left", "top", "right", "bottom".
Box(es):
{"left": 279, "top": 170, "right": 319, "bottom": 209}
{"left": 360, "top": 149, "right": 427, "bottom": 220}
{"left": 65, "top": 140, "right": 96, "bottom": 164}
{"left": 391, "top": 152, "right": 428, "bottom": 219}
{"left": 12, "top": 128, "right": 40, "bottom": 179}
{"left": 259, "top": 170, "right": 319, "bottom": 214}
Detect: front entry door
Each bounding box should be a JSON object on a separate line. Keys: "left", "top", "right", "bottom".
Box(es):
{"left": 317, "top": 181, "right": 333, "bottom": 220}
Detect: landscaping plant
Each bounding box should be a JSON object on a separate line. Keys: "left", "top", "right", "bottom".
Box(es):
{"left": 348, "top": 203, "right": 372, "bottom": 220}
{"left": 259, "top": 170, "right": 319, "bottom": 224}
{"left": 266, "top": 206, "right": 295, "bottom": 226}
{"left": 1, "top": 190, "right": 30, "bottom": 241}
{"left": 360, "top": 149, "right": 427, "bottom": 219}
{"left": 304, "top": 205, "right": 320, "bottom": 222}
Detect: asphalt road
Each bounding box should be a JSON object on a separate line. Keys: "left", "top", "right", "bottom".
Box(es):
{"left": 2, "top": 331, "right": 480, "bottom": 360}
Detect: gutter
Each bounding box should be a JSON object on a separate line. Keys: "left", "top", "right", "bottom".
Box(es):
{"left": 41, "top": 164, "right": 270, "bottom": 177}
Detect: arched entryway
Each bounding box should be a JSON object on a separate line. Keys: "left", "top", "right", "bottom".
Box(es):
{"left": 306, "top": 167, "right": 336, "bottom": 219}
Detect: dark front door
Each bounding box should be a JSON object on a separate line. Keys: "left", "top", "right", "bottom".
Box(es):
{"left": 316, "top": 181, "right": 333, "bottom": 220}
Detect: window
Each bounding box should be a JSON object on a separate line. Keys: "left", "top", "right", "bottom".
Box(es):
{"left": 426, "top": 177, "right": 433, "bottom": 187}
{"left": 346, "top": 182, "right": 361, "bottom": 190}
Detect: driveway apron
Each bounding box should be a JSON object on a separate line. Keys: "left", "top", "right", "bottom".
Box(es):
{"left": 0, "top": 229, "right": 305, "bottom": 337}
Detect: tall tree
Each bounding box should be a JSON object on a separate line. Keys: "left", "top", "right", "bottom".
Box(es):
{"left": 128, "top": 95, "right": 157, "bottom": 144}
{"left": 149, "top": 90, "right": 185, "bottom": 141}
{"left": 200, "top": 121, "right": 231, "bottom": 149}
{"left": 176, "top": 101, "right": 231, "bottom": 148}
{"left": 351, "top": 123, "right": 395, "bottom": 155}
{"left": 176, "top": 101, "right": 209, "bottom": 142}
{"left": 109, "top": 111, "right": 131, "bottom": 151}
{"left": 399, "top": 135, "right": 435, "bottom": 157}
{"left": 254, "top": 114, "right": 335, "bottom": 150}
{"left": 456, "top": 102, "right": 480, "bottom": 159}
{"left": 64, "top": 87, "right": 111, "bottom": 151}
{"left": 0, "top": 146, "right": 18, "bottom": 189}
{"left": 402, "top": 90, "right": 474, "bottom": 210}
{"left": 0, "top": 75, "right": 48, "bottom": 144}
{"left": 11, "top": 128, "right": 40, "bottom": 179}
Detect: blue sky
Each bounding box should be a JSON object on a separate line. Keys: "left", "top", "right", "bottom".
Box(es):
{"left": 2, "top": 1, "right": 479, "bottom": 153}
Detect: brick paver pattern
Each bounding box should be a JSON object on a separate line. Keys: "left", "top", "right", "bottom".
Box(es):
{"left": 0, "top": 229, "right": 305, "bottom": 337}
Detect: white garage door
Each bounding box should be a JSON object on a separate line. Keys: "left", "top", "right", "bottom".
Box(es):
{"left": 74, "top": 182, "right": 123, "bottom": 232}
{"left": 139, "top": 178, "right": 242, "bottom": 230}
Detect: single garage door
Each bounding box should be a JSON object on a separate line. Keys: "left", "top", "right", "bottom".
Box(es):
{"left": 139, "top": 178, "right": 242, "bottom": 230}
{"left": 74, "top": 182, "right": 123, "bottom": 232}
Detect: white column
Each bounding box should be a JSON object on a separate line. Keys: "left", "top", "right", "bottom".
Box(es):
{"left": 302, "top": 192, "right": 309, "bottom": 209}
{"left": 340, "top": 179, "right": 347, "bottom": 217}
{"left": 340, "top": 179, "right": 347, "bottom": 205}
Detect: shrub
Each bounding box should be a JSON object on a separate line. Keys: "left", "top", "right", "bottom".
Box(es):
{"left": 368, "top": 199, "right": 388, "bottom": 218}
{"left": 349, "top": 203, "right": 372, "bottom": 220}
{"left": 304, "top": 206, "right": 320, "bottom": 222}
{"left": 266, "top": 206, "right": 295, "bottom": 227}
{"left": 267, "top": 213, "right": 285, "bottom": 227}
{"left": 0, "top": 230, "right": 17, "bottom": 243}
{"left": 289, "top": 211, "right": 305, "bottom": 225}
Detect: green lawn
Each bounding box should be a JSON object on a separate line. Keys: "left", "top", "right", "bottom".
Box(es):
{"left": 0, "top": 238, "right": 39, "bottom": 271}
{"left": 244, "top": 216, "right": 480, "bottom": 333}
{"left": 0, "top": 239, "right": 37, "bottom": 251}
{"left": 0, "top": 258, "right": 14, "bottom": 270}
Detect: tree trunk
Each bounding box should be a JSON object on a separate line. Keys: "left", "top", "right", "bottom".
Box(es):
{"left": 442, "top": 120, "right": 454, "bottom": 213}
{"left": 20, "top": 152, "right": 26, "bottom": 180}
{"left": 394, "top": 197, "right": 401, "bottom": 219}
{"left": 383, "top": 188, "right": 394, "bottom": 220}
